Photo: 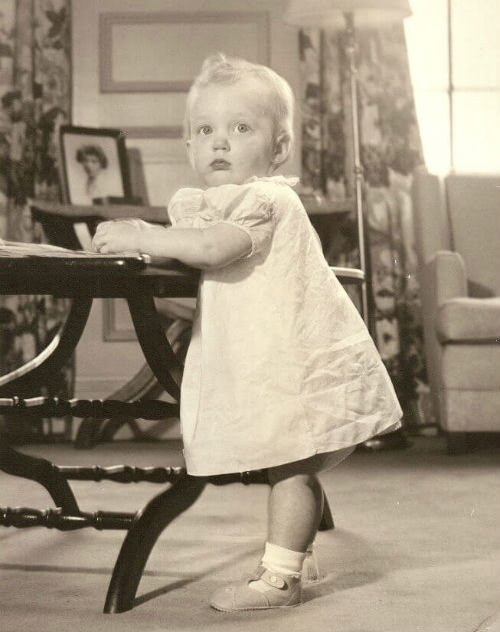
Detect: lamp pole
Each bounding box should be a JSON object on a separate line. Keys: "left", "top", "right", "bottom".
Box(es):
{"left": 343, "top": 11, "right": 369, "bottom": 327}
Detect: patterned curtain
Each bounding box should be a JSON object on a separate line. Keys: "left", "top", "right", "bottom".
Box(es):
{"left": 0, "top": 0, "right": 72, "bottom": 435}
{"left": 299, "top": 24, "right": 431, "bottom": 429}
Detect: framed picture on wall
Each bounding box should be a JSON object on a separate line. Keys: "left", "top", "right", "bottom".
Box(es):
{"left": 58, "top": 125, "right": 132, "bottom": 205}
{"left": 99, "top": 11, "right": 270, "bottom": 94}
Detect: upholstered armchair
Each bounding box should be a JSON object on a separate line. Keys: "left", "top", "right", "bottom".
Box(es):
{"left": 412, "top": 167, "right": 500, "bottom": 454}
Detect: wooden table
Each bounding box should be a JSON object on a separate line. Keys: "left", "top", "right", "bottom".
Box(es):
{"left": 0, "top": 242, "right": 338, "bottom": 615}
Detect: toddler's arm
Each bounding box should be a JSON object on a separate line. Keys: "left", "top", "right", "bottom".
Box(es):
{"left": 92, "top": 218, "right": 252, "bottom": 269}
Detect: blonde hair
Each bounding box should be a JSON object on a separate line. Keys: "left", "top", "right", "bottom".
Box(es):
{"left": 184, "top": 53, "right": 295, "bottom": 159}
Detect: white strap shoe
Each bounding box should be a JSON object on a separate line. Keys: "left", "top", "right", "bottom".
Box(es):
{"left": 209, "top": 565, "right": 302, "bottom": 612}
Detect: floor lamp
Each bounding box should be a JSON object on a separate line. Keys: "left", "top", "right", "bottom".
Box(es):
{"left": 284, "top": 0, "right": 411, "bottom": 327}
{"left": 284, "top": 0, "right": 412, "bottom": 451}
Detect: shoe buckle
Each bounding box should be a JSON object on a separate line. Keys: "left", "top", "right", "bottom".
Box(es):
{"left": 262, "top": 571, "right": 286, "bottom": 589}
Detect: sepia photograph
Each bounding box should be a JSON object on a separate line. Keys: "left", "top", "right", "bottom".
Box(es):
{"left": 0, "top": 1, "right": 498, "bottom": 632}
{"left": 59, "top": 124, "right": 131, "bottom": 204}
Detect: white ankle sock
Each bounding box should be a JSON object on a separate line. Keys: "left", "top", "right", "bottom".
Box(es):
{"left": 262, "top": 542, "right": 306, "bottom": 576}
{"left": 249, "top": 542, "right": 306, "bottom": 593}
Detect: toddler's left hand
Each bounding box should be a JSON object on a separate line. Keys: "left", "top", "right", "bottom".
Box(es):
{"left": 92, "top": 219, "right": 149, "bottom": 254}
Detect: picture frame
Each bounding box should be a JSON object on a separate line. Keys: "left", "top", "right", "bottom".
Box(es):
{"left": 58, "top": 125, "right": 132, "bottom": 205}
{"left": 99, "top": 11, "right": 270, "bottom": 93}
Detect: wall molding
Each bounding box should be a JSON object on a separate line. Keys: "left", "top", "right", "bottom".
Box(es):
{"left": 124, "top": 125, "right": 183, "bottom": 139}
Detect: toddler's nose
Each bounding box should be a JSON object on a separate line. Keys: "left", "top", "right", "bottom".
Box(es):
{"left": 213, "top": 134, "right": 229, "bottom": 151}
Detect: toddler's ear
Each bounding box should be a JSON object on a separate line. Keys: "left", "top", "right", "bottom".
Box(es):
{"left": 272, "top": 133, "right": 291, "bottom": 169}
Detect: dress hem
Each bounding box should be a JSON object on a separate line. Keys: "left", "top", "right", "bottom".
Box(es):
{"left": 184, "top": 415, "right": 402, "bottom": 477}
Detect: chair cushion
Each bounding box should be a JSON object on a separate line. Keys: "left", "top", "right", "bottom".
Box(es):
{"left": 436, "top": 297, "right": 500, "bottom": 343}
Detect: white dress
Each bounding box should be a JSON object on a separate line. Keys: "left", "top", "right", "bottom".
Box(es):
{"left": 167, "top": 175, "right": 402, "bottom": 476}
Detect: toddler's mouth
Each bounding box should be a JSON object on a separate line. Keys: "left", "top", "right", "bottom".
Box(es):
{"left": 211, "top": 159, "right": 230, "bottom": 170}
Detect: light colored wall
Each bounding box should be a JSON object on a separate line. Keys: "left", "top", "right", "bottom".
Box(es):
{"left": 71, "top": 0, "right": 301, "bottom": 399}
{"left": 72, "top": 0, "right": 301, "bottom": 205}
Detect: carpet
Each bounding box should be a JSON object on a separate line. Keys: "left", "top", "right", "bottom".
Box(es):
{"left": 0, "top": 436, "right": 498, "bottom": 632}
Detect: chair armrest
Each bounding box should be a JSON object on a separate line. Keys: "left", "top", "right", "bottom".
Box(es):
{"left": 419, "top": 251, "right": 469, "bottom": 406}
{"left": 422, "top": 250, "right": 467, "bottom": 306}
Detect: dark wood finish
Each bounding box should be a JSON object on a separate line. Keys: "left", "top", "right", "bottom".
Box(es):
{"left": 0, "top": 296, "right": 93, "bottom": 397}
{"left": 0, "top": 245, "right": 198, "bottom": 612}
{"left": 57, "top": 464, "right": 185, "bottom": 483}
{"left": 104, "top": 474, "right": 207, "bottom": 613}
{"left": 32, "top": 199, "right": 167, "bottom": 222}
{"left": 0, "top": 506, "right": 135, "bottom": 530}
{"left": 127, "top": 291, "right": 183, "bottom": 400}
{"left": 0, "top": 440, "right": 79, "bottom": 514}
{"left": 0, "top": 395, "right": 179, "bottom": 421}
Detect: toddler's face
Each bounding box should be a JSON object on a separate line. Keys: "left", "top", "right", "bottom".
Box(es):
{"left": 187, "top": 79, "right": 276, "bottom": 187}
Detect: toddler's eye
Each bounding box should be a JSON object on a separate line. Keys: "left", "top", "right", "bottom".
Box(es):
{"left": 235, "top": 123, "right": 250, "bottom": 134}
{"left": 198, "top": 125, "right": 212, "bottom": 136}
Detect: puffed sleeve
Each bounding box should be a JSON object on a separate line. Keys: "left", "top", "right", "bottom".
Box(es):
{"left": 199, "top": 183, "right": 274, "bottom": 258}
{"left": 167, "top": 188, "right": 203, "bottom": 227}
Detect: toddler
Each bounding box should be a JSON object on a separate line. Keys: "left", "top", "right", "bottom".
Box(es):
{"left": 92, "top": 53, "right": 402, "bottom": 612}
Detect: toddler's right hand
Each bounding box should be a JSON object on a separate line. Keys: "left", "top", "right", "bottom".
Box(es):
{"left": 92, "top": 218, "right": 151, "bottom": 254}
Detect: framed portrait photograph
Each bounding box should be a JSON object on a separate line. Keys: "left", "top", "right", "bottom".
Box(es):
{"left": 58, "top": 125, "right": 132, "bottom": 205}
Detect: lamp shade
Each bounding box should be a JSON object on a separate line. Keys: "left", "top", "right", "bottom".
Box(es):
{"left": 283, "top": 0, "right": 412, "bottom": 28}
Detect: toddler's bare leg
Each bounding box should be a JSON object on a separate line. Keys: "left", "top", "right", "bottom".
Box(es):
{"left": 209, "top": 458, "right": 329, "bottom": 610}
{"left": 267, "top": 466, "right": 324, "bottom": 552}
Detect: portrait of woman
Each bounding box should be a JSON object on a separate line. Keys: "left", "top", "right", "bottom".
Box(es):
{"left": 59, "top": 126, "right": 130, "bottom": 205}
{"left": 75, "top": 143, "right": 109, "bottom": 203}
